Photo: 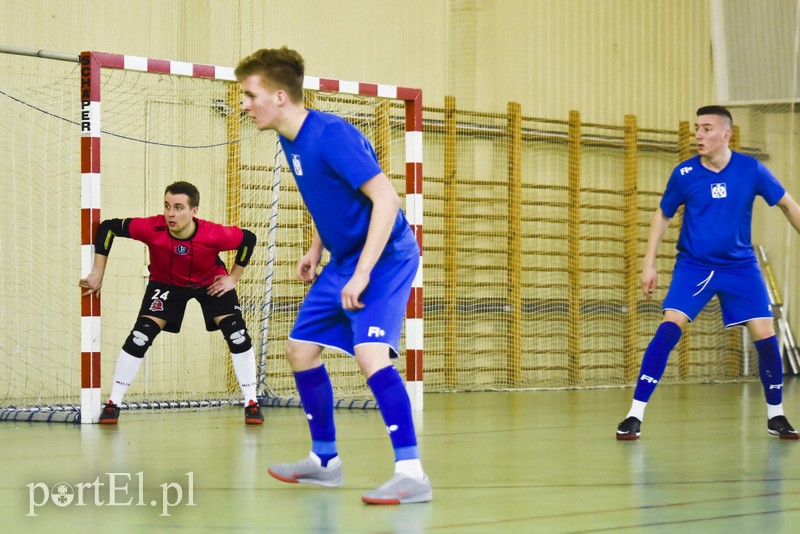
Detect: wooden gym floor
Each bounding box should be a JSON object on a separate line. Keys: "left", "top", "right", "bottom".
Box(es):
{"left": 2, "top": 379, "right": 800, "bottom": 533}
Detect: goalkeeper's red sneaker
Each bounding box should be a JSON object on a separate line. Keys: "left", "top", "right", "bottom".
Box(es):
{"left": 99, "top": 401, "right": 120, "bottom": 424}
{"left": 244, "top": 399, "right": 264, "bottom": 425}
{"left": 768, "top": 415, "right": 799, "bottom": 440}
{"left": 616, "top": 416, "right": 641, "bottom": 440}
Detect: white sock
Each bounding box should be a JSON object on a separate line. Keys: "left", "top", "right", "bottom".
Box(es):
{"left": 108, "top": 349, "right": 144, "bottom": 405}
{"left": 767, "top": 403, "right": 784, "bottom": 419}
{"left": 395, "top": 459, "right": 424, "bottom": 479}
{"left": 627, "top": 399, "right": 647, "bottom": 422}
{"left": 231, "top": 348, "right": 258, "bottom": 404}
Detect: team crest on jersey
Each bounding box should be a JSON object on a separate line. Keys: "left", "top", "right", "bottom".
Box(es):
{"left": 175, "top": 244, "right": 189, "bottom": 255}
{"left": 710, "top": 183, "right": 727, "bottom": 199}
{"left": 292, "top": 154, "right": 304, "bottom": 176}
{"left": 149, "top": 299, "right": 164, "bottom": 312}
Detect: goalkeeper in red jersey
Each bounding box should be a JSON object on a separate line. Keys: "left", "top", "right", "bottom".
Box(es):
{"left": 78, "top": 181, "right": 263, "bottom": 425}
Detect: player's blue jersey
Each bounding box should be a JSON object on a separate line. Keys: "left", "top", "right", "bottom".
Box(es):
{"left": 280, "top": 109, "right": 419, "bottom": 268}
{"left": 660, "top": 151, "right": 785, "bottom": 267}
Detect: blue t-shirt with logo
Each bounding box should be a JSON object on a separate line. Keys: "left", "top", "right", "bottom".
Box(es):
{"left": 660, "top": 151, "right": 785, "bottom": 267}
{"left": 279, "top": 109, "right": 419, "bottom": 268}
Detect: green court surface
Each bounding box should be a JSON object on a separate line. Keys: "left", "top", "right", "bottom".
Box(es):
{"left": 2, "top": 380, "right": 800, "bottom": 533}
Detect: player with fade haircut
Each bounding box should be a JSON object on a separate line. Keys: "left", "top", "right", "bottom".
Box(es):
{"left": 78, "top": 181, "right": 264, "bottom": 425}
{"left": 616, "top": 105, "right": 800, "bottom": 441}
{"left": 235, "top": 46, "right": 431, "bottom": 504}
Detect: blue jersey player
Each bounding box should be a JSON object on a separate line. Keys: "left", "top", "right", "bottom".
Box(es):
{"left": 235, "top": 47, "right": 431, "bottom": 504}
{"left": 617, "top": 106, "right": 800, "bottom": 441}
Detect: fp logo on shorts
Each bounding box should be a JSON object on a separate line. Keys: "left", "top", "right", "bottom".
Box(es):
{"left": 367, "top": 326, "right": 385, "bottom": 338}
{"left": 711, "top": 182, "right": 727, "bottom": 199}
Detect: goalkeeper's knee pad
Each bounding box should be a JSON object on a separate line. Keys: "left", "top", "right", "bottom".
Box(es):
{"left": 218, "top": 314, "right": 252, "bottom": 353}
{"left": 121, "top": 316, "right": 162, "bottom": 358}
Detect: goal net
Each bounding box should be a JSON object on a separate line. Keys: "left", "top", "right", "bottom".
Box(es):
{"left": 0, "top": 49, "right": 422, "bottom": 422}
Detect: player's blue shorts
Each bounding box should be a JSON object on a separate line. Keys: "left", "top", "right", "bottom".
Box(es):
{"left": 662, "top": 259, "right": 772, "bottom": 327}
{"left": 289, "top": 253, "right": 420, "bottom": 357}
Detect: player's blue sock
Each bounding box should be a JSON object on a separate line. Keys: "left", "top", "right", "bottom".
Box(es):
{"left": 367, "top": 366, "right": 419, "bottom": 462}
{"left": 294, "top": 365, "right": 337, "bottom": 467}
{"left": 633, "top": 321, "right": 683, "bottom": 403}
{"left": 755, "top": 336, "right": 783, "bottom": 406}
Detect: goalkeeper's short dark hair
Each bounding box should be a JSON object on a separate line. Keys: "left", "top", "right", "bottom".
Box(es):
{"left": 165, "top": 181, "right": 200, "bottom": 208}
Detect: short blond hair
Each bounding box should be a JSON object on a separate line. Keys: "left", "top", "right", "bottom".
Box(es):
{"left": 235, "top": 47, "right": 305, "bottom": 103}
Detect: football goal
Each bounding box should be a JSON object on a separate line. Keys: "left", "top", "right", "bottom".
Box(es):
{"left": 0, "top": 47, "right": 423, "bottom": 423}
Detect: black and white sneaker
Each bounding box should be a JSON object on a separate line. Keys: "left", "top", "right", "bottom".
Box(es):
{"left": 99, "top": 401, "right": 120, "bottom": 424}
{"left": 768, "top": 415, "right": 799, "bottom": 440}
{"left": 616, "top": 416, "right": 641, "bottom": 440}
{"left": 244, "top": 399, "right": 264, "bottom": 425}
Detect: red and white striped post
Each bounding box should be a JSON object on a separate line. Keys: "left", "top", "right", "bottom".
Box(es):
{"left": 402, "top": 89, "right": 424, "bottom": 412}
{"left": 79, "top": 51, "right": 102, "bottom": 423}
{"left": 302, "top": 76, "right": 425, "bottom": 411}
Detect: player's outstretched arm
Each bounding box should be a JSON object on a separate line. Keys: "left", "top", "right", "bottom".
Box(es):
{"left": 208, "top": 264, "right": 244, "bottom": 296}
{"left": 79, "top": 254, "right": 107, "bottom": 296}
{"left": 78, "top": 218, "right": 128, "bottom": 296}
{"left": 340, "top": 172, "right": 401, "bottom": 310}
{"left": 353, "top": 173, "right": 402, "bottom": 274}
{"left": 776, "top": 192, "right": 800, "bottom": 235}
{"left": 640, "top": 207, "right": 671, "bottom": 299}
{"left": 207, "top": 228, "right": 256, "bottom": 297}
